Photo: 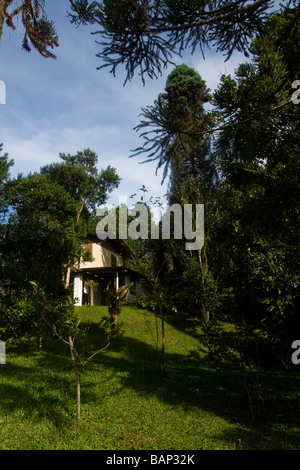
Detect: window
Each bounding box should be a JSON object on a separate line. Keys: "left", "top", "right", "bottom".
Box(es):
{"left": 85, "top": 243, "right": 93, "bottom": 256}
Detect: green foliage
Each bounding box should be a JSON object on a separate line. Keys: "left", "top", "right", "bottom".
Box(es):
{"left": 0, "top": 143, "right": 14, "bottom": 186}
{"left": 0, "top": 289, "right": 36, "bottom": 346}
{"left": 0, "top": 143, "right": 14, "bottom": 217}
{"left": 248, "top": 247, "right": 300, "bottom": 363}
{"left": 209, "top": 7, "right": 300, "bottom": 367}
{"left": 138, "top": 285, "right": 171, "bottom": 315}
{"left": 0, "top": 283, "right": 72, "bottom": 348}
{"left": 41, "top": 148, "right": 121, "bottom": 216}
{"left": 165, "top": 64, "right": 210, "bottom": 109}
{"left": 180, "top": 254, "right": 219, "bottom": 314}
{"left": 0, "top": 149, "right": 120, "bottom": 297}
{"left": 68, "top": 0, "right": 99, "bottom": 26}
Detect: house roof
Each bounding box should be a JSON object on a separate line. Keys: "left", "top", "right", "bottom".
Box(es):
{"left": 77, "top": 265, "right": 139, "bottom": 276}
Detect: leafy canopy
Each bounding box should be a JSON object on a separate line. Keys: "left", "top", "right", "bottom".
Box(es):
{"left": 0, "top": 149, "right": 120, "bottom": 294}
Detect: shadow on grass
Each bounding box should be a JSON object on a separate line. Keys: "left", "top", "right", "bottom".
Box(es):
{"left": 85, "top": 321, "right": 300, "bottom": 433}
{"left": 164, "top": 310, "right": 205, "bottom": 339}
{"left": 0, "top": 333, "right": 112, "bottom": 426}
{"left": 1, "top": 319, "right": 299, "bottom": 449}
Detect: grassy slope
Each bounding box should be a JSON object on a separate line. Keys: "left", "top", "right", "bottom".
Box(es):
{"left": 0, "top": 305, "right": 299, "bottom": 450}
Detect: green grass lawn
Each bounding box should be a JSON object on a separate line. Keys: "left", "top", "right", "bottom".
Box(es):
{"left": 0, "top": 305, "right": 299, "bottom": 450}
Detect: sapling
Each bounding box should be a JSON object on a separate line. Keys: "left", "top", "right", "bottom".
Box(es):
{"left": 32, "top": 282, "right": 114, "bottom": 420}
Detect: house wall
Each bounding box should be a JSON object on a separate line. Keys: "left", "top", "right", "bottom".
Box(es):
{"left": 73, "top": 272, "right": 83, "bottom": 306}
{"left": 79, "top": 242, "right": 123, "bottom": 269}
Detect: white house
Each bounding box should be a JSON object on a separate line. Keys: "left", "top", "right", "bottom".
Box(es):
{"left": 70, "top": 238, "right": 140, "bottom": 306}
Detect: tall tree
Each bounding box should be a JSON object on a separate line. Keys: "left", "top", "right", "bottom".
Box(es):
{"left": 2, "top": 172, "right": 83, "bottom": 294}
{"left": 130, "top": 65, "right": 220, "bottom": 326}
{"left": 132, "top": 63, "right": 215, "bottom": 185}
{"left": 42, "top": 149, "right": 120, "bottom": 287}
{"left": 211, "top": 6, "right": 300, "bottom": 363}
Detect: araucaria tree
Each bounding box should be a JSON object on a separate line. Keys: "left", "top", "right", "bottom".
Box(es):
{"left": 132, "top": 63, "right": 215, "bottom": 183}
{"left": 2, "top": 0, "right": 296, "bottom": 89}
{"left": 132, "top": 64, "right": 219, "bottom": 326}
{"left": 91, "top": 0, "right": 276, "bottom": 84}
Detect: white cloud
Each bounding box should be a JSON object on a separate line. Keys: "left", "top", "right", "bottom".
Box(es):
{"left": 188, "top": 50, "right": 247, "bottom": 92}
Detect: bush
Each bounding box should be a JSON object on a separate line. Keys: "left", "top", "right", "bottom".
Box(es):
{"left": 0, "top": 284, "right": 73, "bottom": 349}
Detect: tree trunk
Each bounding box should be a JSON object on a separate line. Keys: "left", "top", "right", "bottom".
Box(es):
{"left": 161, "top": 314, "right": 166, "bottom": 377}
{"left": 38, "top": 331, "right": 43, "bottom": 353}
{"left": 89, "top": 284, "right": 94, "bottom": 306}
{"left": 76, "top": 372, "right": 81, "bottom": 421}
{"left": 159, "top": 303, "right": 167, "bottom": 377}
{"left": 69, "top": 335, "right": 81, "bottom": 420}
{"left": 65, "top": 267, "right": 71, "bottom": 287}
{"left": 199, "top": 246, "right": 210, "bottom": 330}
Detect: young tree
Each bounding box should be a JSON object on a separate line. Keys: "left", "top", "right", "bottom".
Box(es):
{"left": 108, "top": 282, "right": 134, "bottom": 331}
{"left": 32, "top": 282, "right": 112, "bottom": 421}
{"left": 129, "top": 235, "right": 171, "bottom": 377}
{"left": 114, "top": 189, "right": 171, "bottom": 376}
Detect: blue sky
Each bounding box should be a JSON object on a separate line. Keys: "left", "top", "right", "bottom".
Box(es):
{"left": 0, "top": 1, "right": 255, "bottom": 209}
